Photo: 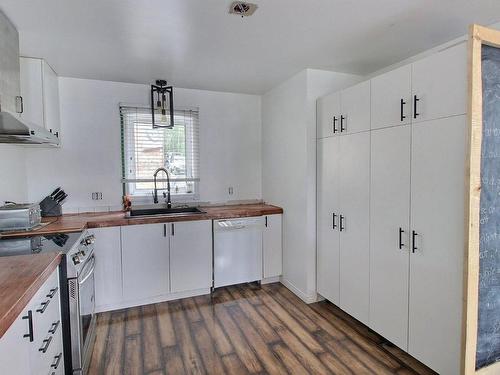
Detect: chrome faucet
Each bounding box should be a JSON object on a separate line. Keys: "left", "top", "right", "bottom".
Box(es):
{"left": 153, "top": 167, "right": 171, "bottom": 208}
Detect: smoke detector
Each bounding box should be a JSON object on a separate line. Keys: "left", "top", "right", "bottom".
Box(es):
{"left": 229, "top": 2, "right": 258, "bottom": 17}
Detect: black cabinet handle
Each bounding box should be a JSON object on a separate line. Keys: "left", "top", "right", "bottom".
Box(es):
{"left": 400, "top": 99, "right": 407, "bottom": 122}
{"left": 171, "top": 223, "right": 175, "bottom": 236}
{"left": 55, "top": 131, "right": 59, "bottom": 138}
{"left": 36, "top": 300, "right": 50, "bottom": 314}
{"left": 340, "top": 115, "right": 346, "bottom": 132}
{"left": 163, "top": 224, "right": 167, "bottom": 237}
{"left": 51, "top": 353, "right": 63, "bottom": 369}
{"left": 48, "top": 320, "right": 60, "bottom": 334}
{"left": 39, "top": 336, "right": 53, "bottom": 353}
{"left": 22, "top": 310, "right": 34, "bottom": 342}
{"left": 413, "top": 95, "right": 420, "bottom": 119}
{"left": 46, "top": 287, "right": 58, "bottom": 299}
{"left": 333, "top": 116, "right": 338, "bottom": 133}
{"left": 339, "top": 215, "right": 345, "bottom": 232}
{"left": 265, "top": 216, "right": 268, "bottom": 227}
{"left": 332, "top": 213, "right": 337, "bottom": 230}
{"left": 399, "top": 228, "right": 405, "bottom": 250}
{"left": 412, "top": 230, "right": 418, "bottom": 253}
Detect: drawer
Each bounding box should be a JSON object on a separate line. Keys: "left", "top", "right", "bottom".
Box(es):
{"left": 31, "top": 314, "right": 63, "bottom": 375}
{"left": 32, "top": 287, "right": 61, "bottom": 350}
{"left": 44, "top": 331, "right": 64, "bottom": 375}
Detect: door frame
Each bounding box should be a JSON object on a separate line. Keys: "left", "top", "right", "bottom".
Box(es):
{"left": 463, "top": 24, "right": 500, "bottom": 375}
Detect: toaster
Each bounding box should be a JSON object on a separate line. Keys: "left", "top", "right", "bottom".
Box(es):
{"left": 0, "top": 203, "right": 42, "bottom": 231}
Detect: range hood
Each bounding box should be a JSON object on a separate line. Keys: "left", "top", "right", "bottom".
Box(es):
{"left": 0, "top": 111, "right": 59, "bottom": 145}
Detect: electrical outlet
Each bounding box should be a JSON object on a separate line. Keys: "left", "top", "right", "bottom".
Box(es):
{"left": 91, "top": 192, "right": 103, "bottom": 200}
{"left": 228, "top": 187, "right": 234, "bottom": 195}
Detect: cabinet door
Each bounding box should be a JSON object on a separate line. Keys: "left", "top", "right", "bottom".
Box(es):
{"left": 341, "top": 80, "right": 370, "bottom": 134}
{"left": 42, "top": 61, "right": 61, "bottom": 136}
{"left": 19, "top": 57, "right": 44, "bottom": 127}
{"left": 317, "top": 137, "right": 341, "bottom": 304}
{"left": 338, "top": 132, "right": 370, "bottom": 324}
{"left": 0, "top": 310, "right": 31, "bottom": 375}
{"left": 90, "top": 227, "right": 123, "bottom": 311}
{"left": 371, "top": 65, "right": 412, "bottom": 130}
{"left": 121, "top": 223, "right": 169, "bottom": 301}
{"left": 170, "top": 220, "right": 212, "bottom": 293}
{"left": 263, "top": 214, "right": 282, "bottom": 278}
{"left": 370, "top": 125, "right": 411, "bottom": 349}
{"left": 411, "top": 43, "right": 467, "bottom": 124}
{"left": 317, "top": 91, "right": 341, "bottom": 138}
{"left": 409, "top": 116, "right": 466, "bottom": 375}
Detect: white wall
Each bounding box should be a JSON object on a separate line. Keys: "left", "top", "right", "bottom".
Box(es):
{"left": 262, "top": 69, "right": 361, "bottom": 302}
{"left": 24, "top": 78, "right": 262, "bottom": 212}
{"left": 0, "top": 144, "right": 27, "bottom": 203}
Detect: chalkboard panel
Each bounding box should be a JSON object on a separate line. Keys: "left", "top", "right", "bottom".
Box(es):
{"left": 477, "top": 44, "right": 500, "bottom": 370}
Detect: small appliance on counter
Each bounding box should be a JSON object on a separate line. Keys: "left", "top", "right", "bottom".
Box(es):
{"left": 40, "top": 187, "right": 67, "bottom": 217}
{"left": 0, "top": 202, "right": 42, "bottom": 231}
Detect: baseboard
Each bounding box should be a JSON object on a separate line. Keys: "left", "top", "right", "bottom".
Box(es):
{"left": 261, "top": 276, "right": 281, "bottom": 284}
{"left": 280, "top": 278, "right": 319, "bottom": 304}
{"left": 95, "top": 288, "right": 211, "bottom": 313}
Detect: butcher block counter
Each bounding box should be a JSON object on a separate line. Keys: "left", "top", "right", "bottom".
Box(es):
{"left": 0, "top": 253, "right": 61, "bottom": 338}
{"left": 0, "top": 203, "right": 283, "bottom": 239}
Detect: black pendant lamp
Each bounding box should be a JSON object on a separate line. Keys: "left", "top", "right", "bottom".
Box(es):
{"left": 151, "top": 79, "right": 174, "bottom": 129}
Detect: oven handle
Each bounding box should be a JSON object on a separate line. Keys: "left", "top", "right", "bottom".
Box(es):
{"left": 78, "top": 255, "right": 96, "bottom": 286}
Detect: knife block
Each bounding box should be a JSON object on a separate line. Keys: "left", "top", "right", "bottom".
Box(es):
{"left": 40, "top": 196, "right": 62, "bottom": 217}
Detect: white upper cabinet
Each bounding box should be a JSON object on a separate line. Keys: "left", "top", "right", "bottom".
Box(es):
{"left": 369, "top": 125, "right": 411, "bottom": 350}
{"left": 89, "top": 227, "right": 123, "bottom": 312}
{"left": 408, "top": 115, "right": 466, "bottom": 375}
{"left": 338, "top": 131, "right": 370, "bottom": 325}
{"left": 121, "top": 223, "right": 170, "bottom": 302}
{"left": 20, "top": 57, "right": 61, "bottom": 139}
{"left": 263, "top": 214, "right": 283, "bottom": 278}
{"left": 411, "top": 43, "right": 467, "bottom": 124}
{"left": 371, "top": 65, "right": 412, "bottom": 130}
{"left": 317, "top": 91, "right": 341, "bottom": 138}
{"left": 170, "top": 220, "right": 212, "bottom": 293}
{"left": 341, "top": 80, "right": 371, "bottom": 134}
{"left": 317, "top": 136, "right": 341, "bottom": 304}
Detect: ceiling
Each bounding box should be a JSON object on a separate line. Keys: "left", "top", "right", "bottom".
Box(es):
{"left": 1, "top": 0, "right": 500, "bottom": 94}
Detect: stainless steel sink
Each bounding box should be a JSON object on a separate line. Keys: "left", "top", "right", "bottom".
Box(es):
{"left": 129, "top": 205, "right": 205, "bottom": 217}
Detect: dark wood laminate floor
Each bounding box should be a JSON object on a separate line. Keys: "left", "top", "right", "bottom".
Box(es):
{"left": 88, "top": 283, "right": 437, "bottom": 375}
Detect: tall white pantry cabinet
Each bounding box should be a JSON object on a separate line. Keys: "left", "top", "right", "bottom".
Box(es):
{"left": 316, "top": 42, "right": 467, "bottom": 375}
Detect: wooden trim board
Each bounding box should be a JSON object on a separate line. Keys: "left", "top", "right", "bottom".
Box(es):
{"left": 463, "top": 24, "right": 500, "bottom": 375}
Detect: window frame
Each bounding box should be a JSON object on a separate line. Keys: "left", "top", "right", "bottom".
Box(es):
{"left": 120, "top": 104, "right": 200, "bottom": 203}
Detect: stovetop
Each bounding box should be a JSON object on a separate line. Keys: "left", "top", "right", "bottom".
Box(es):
{"left": 0, "top": 232, "right": 83, "bottom": 257}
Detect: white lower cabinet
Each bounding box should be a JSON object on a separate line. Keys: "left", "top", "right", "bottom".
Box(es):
{"left": 338, "top": 131, "right": 370, "bottom": 325}
{"left": 408, "top": 115, "right": 466, "bottom": 375}
{"left": 170, "top": 220, "right": 212, "bottom": 293}
{"left": 0, "top": 268, "right": 64, "bottom": 375}
{"left": 121, "top": 223, "right": 170, "bottom": 302}
{"left": 317, "top": 137, "right": 341, "bottom": 304}
{"left": 89, "top": 227, "right": 122, "bottom": 312}
{"left": 317, "top": 132, "right": 370, "bottom": 325}
{"left": 369, "top": 125, "right": 411, "bottom": 349}
{"left": 263, "top": 214, "right": 283, "bottom": 278}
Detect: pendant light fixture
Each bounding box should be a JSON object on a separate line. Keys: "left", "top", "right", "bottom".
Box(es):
{"left": 150, "top": 79, "right": 174, "bottom": 129}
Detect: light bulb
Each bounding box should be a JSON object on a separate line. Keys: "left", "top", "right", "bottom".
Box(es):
{"left": 161, "top": 108, "right": 167, "bottom": 122}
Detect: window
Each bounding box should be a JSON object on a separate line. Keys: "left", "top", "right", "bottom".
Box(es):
{"left": 120, "top": 105, "right": 200, "bottom": 200}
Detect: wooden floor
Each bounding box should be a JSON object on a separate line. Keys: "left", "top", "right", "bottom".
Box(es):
{"left": 88, "top": 283, "right": 436, "bottom": 375}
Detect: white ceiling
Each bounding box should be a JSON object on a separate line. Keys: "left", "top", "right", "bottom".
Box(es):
{"left": 1, "top": 0, "right": 500, "bottom": 94}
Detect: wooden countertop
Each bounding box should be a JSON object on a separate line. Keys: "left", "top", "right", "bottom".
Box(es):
{"left": 0, "top": 203, "right": 283, "bottom": 238}
{"left": 0, "top": 252, "right": 61, "bottom": 338}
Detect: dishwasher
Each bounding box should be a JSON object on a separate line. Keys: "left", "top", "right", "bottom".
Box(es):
{"left": 213, "top": 217, "right": 263, "bottom": 288}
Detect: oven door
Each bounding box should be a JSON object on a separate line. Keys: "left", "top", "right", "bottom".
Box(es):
{"left": 70, "top": 254, "right": 97, "bottom": 374}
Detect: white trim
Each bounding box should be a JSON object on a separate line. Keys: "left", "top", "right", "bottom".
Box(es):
{"left": 261, "top": 276, "right": 281, "bottom": 285}
{"left": 280, "top": 278, "right": 319, "bottom": 304}
{"left": 95, "top": 287, "right": 211, "bottom": 313}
